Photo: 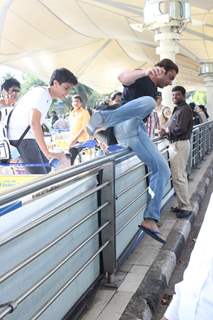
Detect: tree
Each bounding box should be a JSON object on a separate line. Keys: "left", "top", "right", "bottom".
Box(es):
{"left": 192, "top": 90, "right": 207, "bottom": 106}
{"left": 21, "top": 73, "right": 47, "bottom": 95}
{"left": 70, "top": 83, "right": 93, "bottom": 105}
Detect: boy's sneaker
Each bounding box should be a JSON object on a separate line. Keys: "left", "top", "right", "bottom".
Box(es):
{"left": 87, "top": 112, "right": 104, "bottom": 136}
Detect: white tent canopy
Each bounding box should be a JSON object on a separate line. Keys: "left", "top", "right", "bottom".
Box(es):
{"left": 0, "top": 0, "right": 213, "bottom": 92}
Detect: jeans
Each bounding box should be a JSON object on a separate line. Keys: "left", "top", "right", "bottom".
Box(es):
{"left": 99, "top": 96, "right": 156, "bottom": 128}
{"left": 10, "top": 139, "right": 51, "bottom": 174}
{"left": 98, "top": 96, "right": 170, "bottom": 222}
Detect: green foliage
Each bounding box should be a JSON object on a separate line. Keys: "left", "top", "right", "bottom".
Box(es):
{"left": 21, "top": 73, "right": 47, "bottom": 95}
{"left": 192, "top": 90, "right": 207, "bottom": 105}
{"left": 1, "top": 72, "right": 14, "bottom": 82}
{"left": 70, "top": 83, "right": 93, "bottom": 104}
{"left": 187, "top": 90, "right": 207, "bottom": 105}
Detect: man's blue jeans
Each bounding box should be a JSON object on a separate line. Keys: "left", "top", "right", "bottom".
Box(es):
{"left": 97, "top": 96, "right": 170, "bottom": 222}
{"left": 98, "top": 96, "right": 155, "bottom": 128}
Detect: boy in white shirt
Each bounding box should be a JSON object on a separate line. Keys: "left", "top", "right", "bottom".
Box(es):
{"left": 8, "top": 68, "right": 78, "bottom": 174}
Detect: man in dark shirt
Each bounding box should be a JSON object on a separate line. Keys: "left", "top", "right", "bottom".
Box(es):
{"left": 87, "top": 59, "right": 179, "bottom": 243}
{"left": 161, "top": 86, "right": 193, "bottom": 218}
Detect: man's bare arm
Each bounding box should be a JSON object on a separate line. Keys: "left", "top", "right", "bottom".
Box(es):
{"left": 118, "top": 67, "right": 165, "bottom": 86}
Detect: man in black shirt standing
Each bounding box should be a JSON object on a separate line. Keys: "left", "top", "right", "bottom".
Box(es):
{"left": 161, "top": 86, "right": 193, "bottom": 218}
{"left": 87, "top": 59, "right": 178, "bottom": 243}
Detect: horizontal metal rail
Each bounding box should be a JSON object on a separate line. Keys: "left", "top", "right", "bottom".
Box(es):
{"left": 116, "top": 187, "right": 149, "bottom": 218}
{"left": 116, "top": 161, "right": 145, "bottom": 179}
{"left": 116, "top": 173, "right": 150, "bottom": 199}
{"left": 0, "top": 201, "right": 109, "bottom": 284}
{"left": 0, "top": 223, "right": 110, "bottom": 319}
{"left": 0, "top": 181, "right": 110, "bottom": 247}
{"left": 31, "top": 241, "right": 110, "bottom": 320}
{"left": 116, "top": 203, "right": 147, "bottom": 236}
{"left": 0, "top": 150, "right": 129, "bottom": 206}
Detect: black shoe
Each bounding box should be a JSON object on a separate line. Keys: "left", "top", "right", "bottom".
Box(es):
{"left": 171, "top": 206, "right": 181, "bottom": 213}
{"left": 176, "top": 210, "right": 192, "bottom": 219}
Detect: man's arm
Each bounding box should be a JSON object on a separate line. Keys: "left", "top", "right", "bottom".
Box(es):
{"left": 118, "top": 67, "right": 164, "bottom": 86}
{"left": 69, "top": 128, "right": 85, "bottom": 147}
{"left": 30, "top": 109, "right": 63, "bottom": 160}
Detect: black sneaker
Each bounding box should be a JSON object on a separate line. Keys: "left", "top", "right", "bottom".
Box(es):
{"left": 176, "top": 210, "right": 192, "bottom": 219}
{"left": 87, "top": 112, "right": 104, "bottom": 136}
{"left": 171, "top": 206, "right": 181, "bottom": 213}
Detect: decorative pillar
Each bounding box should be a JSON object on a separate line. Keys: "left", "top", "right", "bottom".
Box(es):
{"left": 144, "top": 0, "right": 191, "bottom": 107}
{"left": 155, "top": 27, "right": 180, "bottom": 107}
{"left": 200, "top": 63, "right": 213, "bottom": 120}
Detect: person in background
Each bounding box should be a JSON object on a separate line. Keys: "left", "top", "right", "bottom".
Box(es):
{"left": 160, "top": 106, "right": 172, "bottom": 129}
{"left": 0, "top": 77, "right": 21, "bottom": 121}
{"left": 189, "top": 102, "right": 201, "bottom": 126}
{"left": 146, "top": 94, "right": 160, "bottom": 138}
{"left": 155, "top": 92, "right": 170, "bottom": 127}
{"left": 96, "top": 91, "right": 122, "bottom": 146}
{"left": 8, "top": 68, "right": 78, "bottom": 174}
{"left": 110, "top": 91, "right": 122, "bottom": 107}
{"left": 51, "top": 110, "right": 59, "bottom": 128}
{"left": 196, "top": 104, "right": 209, "bottom": 123}
{"left": 53, "top": 114, "right": 70, "bottom": 130}
{"left": 68, "top": 95, "right": 90, "bottom": 165}
{"left": 160, "top": 86, "right": 193, "bottom": 218}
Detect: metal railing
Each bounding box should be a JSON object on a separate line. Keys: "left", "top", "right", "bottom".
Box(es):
{"left": 0, "top": 121, "right": 212, "bottom": 320}
{"left": 190, "top": 121, "right": 213, "bottom": 169}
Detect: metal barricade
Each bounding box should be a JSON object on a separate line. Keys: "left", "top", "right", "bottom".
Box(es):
{"left": 0, "top": 122, "right": 212, "bottom": 319}
{"left": 190, "top": 121, "right": 213, "bottom": 169}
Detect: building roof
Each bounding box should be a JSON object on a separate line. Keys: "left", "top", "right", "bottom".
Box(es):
{"left": 0, "top": 0, "right": 212, "bottom": 92}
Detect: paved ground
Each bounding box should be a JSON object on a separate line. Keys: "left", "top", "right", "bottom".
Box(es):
{"left": 153, "top": 179, "right": 213, "bottom": 320}
{"left": 79, "top": 154, "right": 213, "bottom": 320}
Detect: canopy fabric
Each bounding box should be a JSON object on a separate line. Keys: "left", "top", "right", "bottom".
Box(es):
{"left": 0, "top": 0, "right": 213, "bottom": 92}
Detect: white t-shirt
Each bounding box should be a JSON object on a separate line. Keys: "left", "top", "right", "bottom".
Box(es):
{"left": 8, "top": 87, "right": 52, "bottom": 140}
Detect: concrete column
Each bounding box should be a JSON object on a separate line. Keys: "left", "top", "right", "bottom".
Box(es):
{"left": 200, "top": 63, "right": 213, "bottom": 120}
{"left": 143, "top": 0, "right": 191, "bottom": 108}
{"left": 155, "top": 27, "right": 180, "bottom": 107}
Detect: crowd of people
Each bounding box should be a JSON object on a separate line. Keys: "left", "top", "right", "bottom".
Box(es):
{"left": 0, "top": 64, "right": 210, "bottom": 219}
{"left": 0, "top": 63, "right": 210, "bottom": 190}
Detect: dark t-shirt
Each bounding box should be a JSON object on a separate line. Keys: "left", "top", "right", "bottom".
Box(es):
{"left": 122, "top": 76, "right": 157, "bottom": 105}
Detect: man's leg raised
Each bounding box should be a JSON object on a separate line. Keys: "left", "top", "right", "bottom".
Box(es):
{"left": 87, "top": 96, "right": 156, "bottom": 135}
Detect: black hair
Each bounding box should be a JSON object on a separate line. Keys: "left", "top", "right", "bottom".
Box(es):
{"left": 198, "top": 105, "right": 209, "bottom": 119}
{"left": 155, "top": 59, "right": 179, "bottom": 74}
{"left": 189, "top": 102, "right": 196, "bottom": 110}
{"left": 72, "top": 95, "right": 83, "bottom": 103}
{"left": 111, "top": 91, "right": 122, "bottom": 101}
{"left": 172, "top": 85, "right": 186, "bottom": 96}
{"left": 49, "top": 68, "right": 78, "bottom": 86}
{"left": 1, "top": 78, "right": 21, "bottom": 91}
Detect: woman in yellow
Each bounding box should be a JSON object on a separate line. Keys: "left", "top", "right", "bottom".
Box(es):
{"left": 69, "top": 95, "right": 90, "bottom": 165}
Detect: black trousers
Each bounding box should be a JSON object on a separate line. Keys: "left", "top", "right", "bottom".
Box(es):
{"left": 69, "top": 146, "right": 83, "bottom": 165}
